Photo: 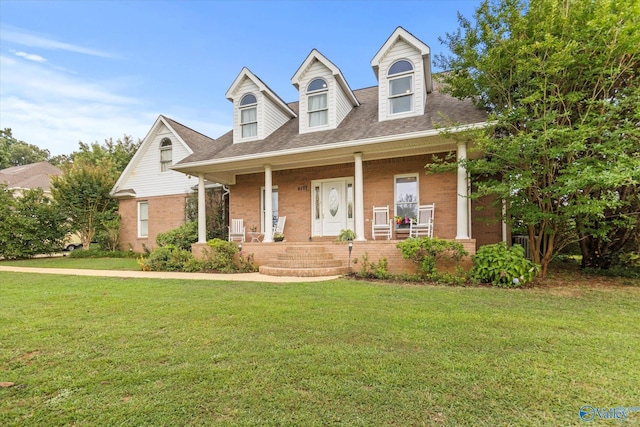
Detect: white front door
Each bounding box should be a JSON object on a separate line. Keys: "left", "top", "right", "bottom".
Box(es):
{"left": 321, "top": 181, "right": 345, "bottom": 236}
{"left": 311, "top": 178, "right": 354, "bottom": 237}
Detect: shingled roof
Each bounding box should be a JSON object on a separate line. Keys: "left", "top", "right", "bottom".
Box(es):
{"left": 161, "top": 115, "right": 217, "bottom": 153}
{"left": 0, "top": 161, "right": 62, "bottom": 192}
{"left": 176, "top": 80, "right": 487, "bottom": 166}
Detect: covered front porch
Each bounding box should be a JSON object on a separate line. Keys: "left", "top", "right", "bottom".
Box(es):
{"left": 176, "top": 133, "right": 477, "bottom": 245}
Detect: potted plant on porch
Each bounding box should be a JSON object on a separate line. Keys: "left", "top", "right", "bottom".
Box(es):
{"left": 336, "top": 229, "right": 356, "bottom": 242}
{"left": 273, "top": 233, "right": 285, "bottom": 242}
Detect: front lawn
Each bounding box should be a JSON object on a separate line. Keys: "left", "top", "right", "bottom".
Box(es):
{"left": 1, "top": 273, "right": 639, "bottom": 426}
{"left": 0, "top": 256, "right": 139, "bottom": 271}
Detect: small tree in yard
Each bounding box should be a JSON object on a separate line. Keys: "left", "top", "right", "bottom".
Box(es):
{"left": 51, "top": 158, "right": 119, "bottom": 250}
{"left": 435, "top": 0, "right": 640, "bottom": 277}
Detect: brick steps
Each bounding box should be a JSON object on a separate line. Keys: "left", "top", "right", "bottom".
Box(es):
{"left": 259, "top": 246, "right": 347, "bottom": 277}
{"left": 266, "top": 259, "right": 343, "bottom": 268}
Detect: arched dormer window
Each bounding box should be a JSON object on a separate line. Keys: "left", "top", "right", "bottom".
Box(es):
{"left": 388, "top": 60, "right": 414, "bottom": 114}
{"left": 160, "top": 137, "right": 172, "bottom": 172}
{"left": 307, "top": 78, "right": 328, "bottom": 127}
{"left": 240, "top": 93, "right": 257, "bottom": 138}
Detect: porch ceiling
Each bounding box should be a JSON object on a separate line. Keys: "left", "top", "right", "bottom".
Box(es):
{"left": 173, "top": 134, "right": 457, "bottom": 185}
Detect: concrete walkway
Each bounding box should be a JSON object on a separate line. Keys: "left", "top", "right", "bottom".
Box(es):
{"left": 0, "top": 266, "right": 341, "bottom": 283}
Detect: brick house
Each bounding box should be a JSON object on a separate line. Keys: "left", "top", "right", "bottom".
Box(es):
{"left": 115, "top": 27, "right": 504, "bottom": 274}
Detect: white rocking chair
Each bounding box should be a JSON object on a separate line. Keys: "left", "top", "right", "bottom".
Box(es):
{"left": 371, "top": 206, "right": 392, "bottom": 240}
{"left": 228, "top": 218, "right": 246, "bottom": 242}
{"left": 273, "top": 216, "right": 286, "bottom": 235}
{"left": 409, "top": 204, "right": 435, "bottom": 238}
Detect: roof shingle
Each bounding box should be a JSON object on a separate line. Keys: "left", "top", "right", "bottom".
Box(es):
{"left": 176, "top": 81, "right": 486, "bottom": 165}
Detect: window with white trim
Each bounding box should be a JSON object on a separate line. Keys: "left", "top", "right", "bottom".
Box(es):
{"left": 160, "top": 138, "right": 172, "bottom": 172}
{"left": 138, "top": 201, "right": 149, "bottom": 237}
{"left": 388, "top": 60, "right": 414, "bottom": 114}
{"left": 240, "top": 93, "right": 257, "bottom": 138}
{"left": 307, "top": 78, "right": 328, "bottom": 127}
{"left": 394, "top": 174, "right": 418, "bottom": 228}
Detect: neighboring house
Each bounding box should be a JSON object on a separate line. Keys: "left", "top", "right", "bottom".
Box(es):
{"left": 0, "top": 161, "right": 62, "bottom": 197}
{"left": 117, "top": 27, "right": 504, "bottom": 273}
{"left": 110, "top": 115, "right": 218, "bottom": 252}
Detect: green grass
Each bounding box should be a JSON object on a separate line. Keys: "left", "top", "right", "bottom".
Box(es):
{"left": 1, "top": 256, "right": 140, "bottom": 271}
{"left": 1, "top": 273, "right": 639, "bottom": 426}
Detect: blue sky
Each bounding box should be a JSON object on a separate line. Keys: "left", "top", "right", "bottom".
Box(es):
{"left": 0, "top": 0, "right": 481, "bottom": 156}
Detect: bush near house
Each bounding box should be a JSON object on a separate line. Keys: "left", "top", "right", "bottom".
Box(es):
{"left": 155, "top": 221, "right": 198, "bottom": 251}
{"left": 139, "top": 236, "right": 256, "bottom": 273}
{"left": 397, "top": 237, "right": 468, "bottom": 284}
{"left": 139, "top": 245, "right": 195, "bottom": 272}
{"left": 470, "top": 242, "right": 540, "bottom": 287}
{"left": 0, "top": 185, "right": 69, "bottom": 259}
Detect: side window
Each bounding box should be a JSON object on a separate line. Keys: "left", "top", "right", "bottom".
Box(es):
{"left": 394, "top": 175, "right": 418, "bottom": 228}
{"left": 138, "top": 201, "right": 149, "bottom": 237}
{"left": 240, "top": 93, "right": 257, "bottom": 138}
{"left": 160, "top": 138, "right": 172, "bottom": 172}
{"left": 307, "top": 78, "right": 328, "bottom": 127}
{"left": 388, "top": 60, "right": 414, "bottom": 114}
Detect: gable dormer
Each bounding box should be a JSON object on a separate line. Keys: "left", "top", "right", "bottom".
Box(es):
{"left": 371, "top": 27, "right": 432, "bottom": 122}
{"left": 291, "top": 49, "right": 359, "bottom": 135}
{"left": 225, "top": 67, "right": 296, "bottom": 144}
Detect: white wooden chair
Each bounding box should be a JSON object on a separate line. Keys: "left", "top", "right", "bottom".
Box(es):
{"left": 371, "top": 206, "right": 392, "bottom": 240}
{"left": 273, "top": 216, "right": 286, "bottom": 235}
{"left": 409, "top": 204, "right": 435, "bottom": 238}
{"left": 228, "top": 218, "right": 246, "bottom": 242}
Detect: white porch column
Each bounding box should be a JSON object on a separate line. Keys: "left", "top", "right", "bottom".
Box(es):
{"left": 456, "top": 142, "right": 470, "bottom": 239}
{"left": 354, "top": 152, "right": 366, "bottom": 241}
{"left": 264, "top": 165, "right": 273, "bottom": 242}
{"left": 197, "top": 174, "right": 207, "bottom": 243}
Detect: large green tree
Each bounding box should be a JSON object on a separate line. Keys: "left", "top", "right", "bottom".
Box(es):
{"left": 436, "top": 0, "right": 640, "bottom": 276}
{"left": 69, "top": 135, "right": 141, "bottom": 172}
{"left": 0, "top": 128, "right": 51, "bottom": 169}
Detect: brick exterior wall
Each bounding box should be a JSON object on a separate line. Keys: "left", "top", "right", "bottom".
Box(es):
{"left": 118, "top": 194, "right": 187, "bottom": 252}
{"left": 471, "top": 194, "right": 507, "bottom": 249}
{"left": 192, "top": 240, "right": 477, "bottom": 275}
{"left": 229, "top": 153, "right": 482, "bottom": 242}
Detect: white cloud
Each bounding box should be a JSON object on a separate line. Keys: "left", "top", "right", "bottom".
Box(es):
{"left": 0, "top": 54, "right": 231, "bottom": 156}
{"left": 0, "top": 27, "right": 232, "bottom": 157}
{"left": 13, "top": 50, "right": 47, "bottom": 63}
{"left": 0, "top": 54, "right": 149, "bottom": 155}
{"left": 2, "top": 27, "right": 116, "bottom": 58}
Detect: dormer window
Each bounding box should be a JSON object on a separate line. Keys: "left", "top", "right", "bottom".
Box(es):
{"left": 240, "top": 93, "right": 257, "bottom": 138}
{"left": 388, "top": 60, "right": 414, "bottom": 114}
{"left": 307, "top": 78, "right": 328, "bottom": 127}
{"left": 160, "top": 137, "right": 172, "bottom": 172}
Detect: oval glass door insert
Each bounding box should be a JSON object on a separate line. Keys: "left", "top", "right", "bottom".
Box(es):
{"left": 329, "top": 188, "right": 339, "bottom": 217}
